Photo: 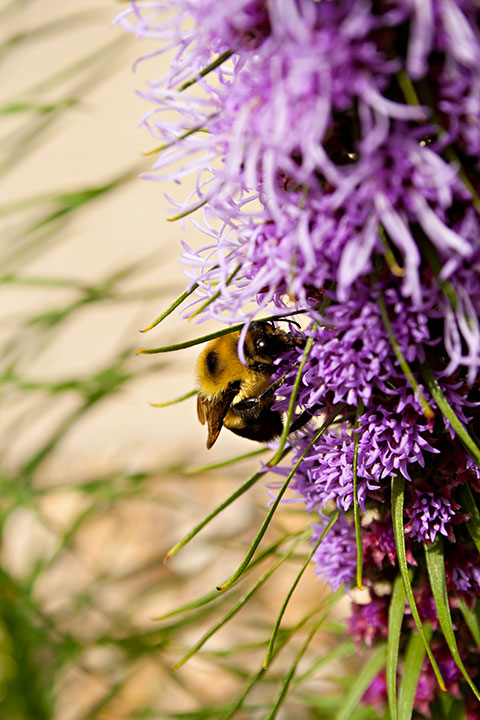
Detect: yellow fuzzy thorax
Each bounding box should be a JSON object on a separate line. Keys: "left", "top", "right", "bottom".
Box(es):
{"left": 196, "top": 332, "right": 271, "bottom": 402}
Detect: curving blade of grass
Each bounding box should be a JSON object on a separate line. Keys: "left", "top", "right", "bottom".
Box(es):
{"left": 263, "top": 510, "right": 340, "bottom": 668}
{"left": 171, "top": 532, "right": 308, "bottom": 670}
{"left": 397, "top": 623, "right": 431, "bottom": 720}
{"left": 267, "top": 322, "right": 316, "bottom": 467}
{"left": 150, "top": 389, "right": 197, "bottom": 407}
{"left": 387, "top": 573, "right": 407, "bottom": 720}
{"left": 163, "top": 447, "right": 292, "bottom": 562}
{"left": 391, "top": 475, "right": 445, "bottom": 690}
{"left": 421, "top": 362, "right": 480, "bottom": 468}
{"left": 178, "top": 50, "right": 234, "bottom": 91}
{"left": 188, "top": 264, "right": 242, "bottom": 319}
{"left": 353, "top": 399, "right": 365, "bottom": 590}
{"left": 264, "top": 601, "right": 337, "bottom": 720}
{"left": 140, "top": 284, "right": 199, "bottom": 332}
{"left": 183, "top": 447, "right": 268, "bottom": 475}
{"left": 457, "top": 484, "right": 480, "bottom": 555}
{"left": 424, "top": 538, "right": 480, "bottom": 700}
{"left": 376, "top": 289, "right": 434, "bottom": 419}
{"left": 334, "top": 643, "right": 387, "bottom": 720}
{"left": 458, "top": 599, "right": 480, "bottom": 649}
{"left": 137, "top": 324, "right": 245, "bottom": 355}
{"left": 216, "top": 404, "right": 347, "bottom": 592}
{"left": 156, "top": 529, "right": 306, "bottom": 620}
{"left": 219, "top": 599, "right": 342, "bottom": 720}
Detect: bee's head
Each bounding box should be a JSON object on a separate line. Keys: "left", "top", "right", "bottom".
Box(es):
{"left": 247, "top": 320, "right": 303, "bottom": 362}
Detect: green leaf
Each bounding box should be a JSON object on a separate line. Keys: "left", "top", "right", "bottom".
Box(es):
{"left": 172, "top": 533, "right": 307, "bottom": 670}
{"left": 376, "top": 288, "right": 433, "bottom": 419}
{"left": 391, "top": 476, "right": 445, "bottom": 690}
{"left": 421, "top": 363, "right": 480, "bottom": 468}
{"left": 216, "top": 404, "right": 346, "bottom": 591}
{"left": 189, "top": 264, "right": 242, "bottom": 319}
{"left": 334, "top": 644, "right": 387, "bottom": 720}
{"left": 353, "top": 399, "right": 365, "bottom": 589}
{"left": 178, "top": 50, "right": 234, "bottom": 91}
{"left": 139, "top": 285, "right": 199, "bottom": 332}
{"left": 157, "top": 529, "right": 306, "bottom": 620}
{"left": 458, "top": 599, "right": 480, "bottom": 649}
{"left": 149, "top": 389, "right": 197, "bottom": 407}
{"left": 424, "top": 538, "right": 480, "bottom": 700}
{"left": 163, "top": 464, "right": 268, "bottom": 561}
{"left": 264, "top": 601, "right": 337, "bottom": 720}
{"left": 268, "top": 323, "right": 317, "bottom": 466}
{"left": 458, "top": 484, "right": 480, "bottom": 555}
{"left": 397, "top": 624, "right": 431, "bottom": 720}
{"left": 263, "top": 510, "right": 340, "bottom": 668}
{"left": 387, "top": 574, "right": 406, "bottom": 720}
{"left": 184, "top": 447, "right": 268, "bottom": 474}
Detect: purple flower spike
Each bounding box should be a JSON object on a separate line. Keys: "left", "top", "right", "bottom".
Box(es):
{"left": 311, "top": 514, "right": 357, "bottom": 591}
{"left": 408, "top": 491, "right": 457, "bottom": 544}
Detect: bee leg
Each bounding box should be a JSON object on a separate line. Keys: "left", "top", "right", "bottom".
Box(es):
{"left": 288, "top": 403, "right": 323, "bottom": 433}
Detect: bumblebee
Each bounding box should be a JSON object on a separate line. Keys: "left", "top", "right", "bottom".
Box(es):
{"left": 196, "top": 320, "right": 307, "bottom": 449}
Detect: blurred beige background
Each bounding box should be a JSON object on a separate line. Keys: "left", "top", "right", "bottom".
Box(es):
{"left": 0, "top": 0, "right": 250, "bottom": 474}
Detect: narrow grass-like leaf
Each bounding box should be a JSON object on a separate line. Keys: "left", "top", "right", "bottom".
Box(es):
{"left": 137, "top": 307, "right": 321, "bottom": 354}
{"left": 391, "top": 475, "right": 445, "bottom": 690}
{"left": 268, "top": 324, "right": 316, "bottom": 466}
{"left": 189, "top": 264, "right": 242, "bottom": 319}
{"left": 353, "top": 399, "right": 364, "bottom": 590}
{"left": 263, "top": 509, "right": 340, "bottom": 668}
{"left": 164, "top": 445, "right": 292, "bottom": 561}
{"left": 150, "top": 389, "right": 197, "bottom": 407}
{"left": 458, "top": 484, "right": 480, "bottom": 554}
{"left": 163, "top": 466, "right": 267, "bottom": 561}
{"left": 334, "top": 644, "right": 387, "bottom": 720}
{"left": 157, "top": 530, "right": 306, "bottom": 620}
{"left": 458, "top": 599, "right": 480, "bottom": 648}
{"left": 140, "top": 285, "right": 199, "bottom": 332}
{"left": 178, "top": 50, "right": 234, "bottom": 91}
{"left": 397, "top": 623, "right": 431, "bottom": 720}
{"left": 172, "top": 533, "right": 307, "bottom": 670}
{"left": 397, "top": 69, "right": 480, "bottom": 215}
{"left": 143, "top": 122, "right": 211, "bottom": 156}
{"left": 264, "top": 603, "right": 335, "bottom": 720}
{"left": 377, "top": 291, "right": 433, "bottom": 419}
{"left": 293, "top": 638, "right": 355, "bottom": 688}
{"left": 167, "top": 196, "right": 209, "bottom": 221}
{"left": 378, "top": 225, "right": 405, "bottom": 277}
{"left": 387, "top": 573, "right": 406, "bottom": 720}
{"left": 432, "top": 695, "right": 467, "bottom": 720}
{"left": 421, "top": 363, "right": 480, "bottom": 467}
{"left": 137, "top": 325, "right": 244, "bottom": 355}
{"left": 424, "top": 538, "right": 480, "bottom": 700}
{"left": 416, "top": 233, "right": 458, "bottom": 311}
{"left": 183, "top": 447, "right": 268, "bottom": 474}
{"left": 219, "top": 599, "right": 342, "bottom": 720}
{"left": 216, "top": 404, "right": 346, "bottom": 591}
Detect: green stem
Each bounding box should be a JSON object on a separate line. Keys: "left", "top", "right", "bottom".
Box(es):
{"left": 353, "top": 399, "right": 364, "bottom": 590}
{"left": 376, "top": 288, "right": 434, "bottom": 419}
{"left": 216, "top": 404, "right": 346, "bottom": 591}
{"left": 421, "top": 362, "right": 480, "bottom": 467}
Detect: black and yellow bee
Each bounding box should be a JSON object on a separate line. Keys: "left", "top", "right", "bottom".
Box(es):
{"left": 196, "top": 320, "right": 308, "bottom": 449}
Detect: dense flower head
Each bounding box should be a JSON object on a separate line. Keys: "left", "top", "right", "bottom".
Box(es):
{"left": 407, "top": 490, "right": 458, "bottom": 543}
{"left": 121, "top": 1, "right": 480, "bottom": 716}
{"left": 311, "top": 514, "right": 357, "bottom": 591}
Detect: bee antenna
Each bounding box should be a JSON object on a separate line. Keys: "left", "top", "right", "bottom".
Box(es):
{"left": 274, "top": 317, "right": 302, "bottom": 329}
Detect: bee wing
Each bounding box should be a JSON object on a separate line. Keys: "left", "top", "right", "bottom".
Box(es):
{"left": 197, "top": 390, "right": 236, "bottom": 449}
{"left": 197, "top": 393, "right": 209, "bottom": 425}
